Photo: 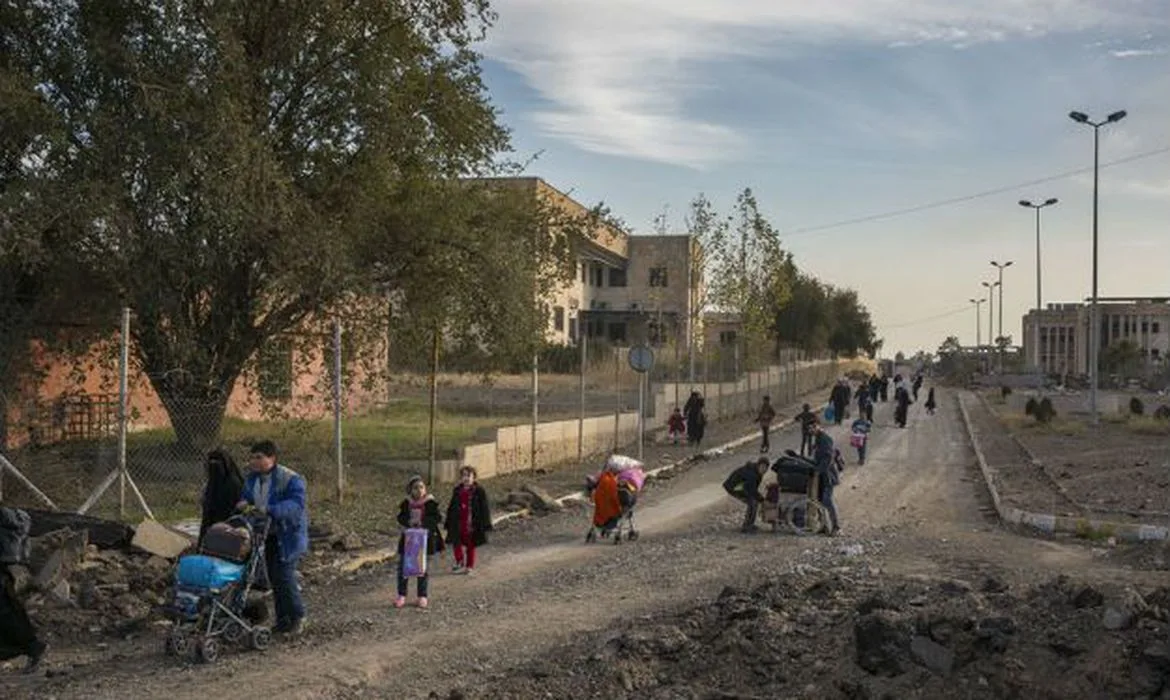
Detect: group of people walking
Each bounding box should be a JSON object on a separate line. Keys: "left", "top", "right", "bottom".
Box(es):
{"left": 667, "top": 391, "right": 709, "bottom": 447}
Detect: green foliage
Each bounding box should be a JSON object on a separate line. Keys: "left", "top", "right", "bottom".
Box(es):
{"left": 1130, "top": 397, "right": 1145, "bottom": 416}
{"left": 1101, "top": 339, "right": 1143, "bottom": 378}
{"left": 1154, "top": 405, "right": 1170, "bottom": 422}
{"left": 1, "top": 1, "right": 515, "bottom": 450}
{"left": 1024, "top": 397, "right": 1038, "bottom": 417}
{"left": 773, "top": 269, "right": 880, "bottom": 359}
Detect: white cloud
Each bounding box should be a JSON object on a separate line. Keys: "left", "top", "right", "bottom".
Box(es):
{"left": 1110, "top": 48, "right": 1168, "bottom": 57}
{"left": 484, "top": 0, "right": 1169, "bottom": 168}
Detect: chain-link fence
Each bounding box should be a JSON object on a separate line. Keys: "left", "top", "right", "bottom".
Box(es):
{"left": 1, "top": 308, "right": 847, "bottom": 528}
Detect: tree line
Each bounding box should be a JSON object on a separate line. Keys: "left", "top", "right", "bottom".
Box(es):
{"left": 0, "top": 1, "right": 879, "bottom": 451}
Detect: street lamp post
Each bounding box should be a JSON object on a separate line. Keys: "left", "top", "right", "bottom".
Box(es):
{"left": 1019, "top": 198, "right": 1058, "bottom": 372}
{"left": 1069, "top": 109, "right": 1127, "bottom": 426}
{"left": 970, "top": 298, "right": 984, "bottom": 349}
{"left": 982, "top": 281, "right": 999, "bottom": 374}
{"left": 990, "top": 260, "right": 1013, "bottom": 373}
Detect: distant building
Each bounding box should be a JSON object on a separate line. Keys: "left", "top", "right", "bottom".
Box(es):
{"left": 1022, "top": 296, "right": 1170, "bottom": 376}
{"left": 495, "top": 177, "right": 705, "bottom": 348}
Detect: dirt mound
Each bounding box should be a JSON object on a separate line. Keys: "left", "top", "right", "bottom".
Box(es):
{"left": 448, "top": 568, "right": 1170, "bottom": 700}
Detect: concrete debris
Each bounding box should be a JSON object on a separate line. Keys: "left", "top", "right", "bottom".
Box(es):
{"left": 522, "top": 484, "right": 564, "bottom": 512}
{"left": 130, "top": 519, "right": 193, "bottom": 560}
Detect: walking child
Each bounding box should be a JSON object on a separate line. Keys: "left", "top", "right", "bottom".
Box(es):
{"left": 395, "top": 476, "right": 444, "bottom": 609}
{"left": 850, "top": 416, "right": 872, "bottom": 466}
{"left": 756, "top": 395, "right": 777, "bottom": 453}
{"left": 445, "top": 466, "right": 492, "bottom": 575}
{"left": 667, "top": 408, "right": 686, "bottom": 445}
{"left": 796, "top": 403, "right": 818, "bottom": 457}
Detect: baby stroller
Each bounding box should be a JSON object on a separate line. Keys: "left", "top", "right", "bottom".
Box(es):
{"left": 585, "top": 455, "right": 645, "bottom": 544}
{"left": 762, "top": 450, "right": 831, "bottom": 535}
{"left": 164, "top": 513, "right": 273, "bottom": 663}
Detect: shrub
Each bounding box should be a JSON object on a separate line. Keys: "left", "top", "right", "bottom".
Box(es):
{"left": 1130, "top": 397, "right": 1145, "bottom": 416}
{"left": 1024, "top": 397, "right": 1038, "bottom": 417}
{"left": 1036, "top": 397, "right": 1056, "bottom": 424}
{"left": 1001, "top": 385, "right": 1012, "bottom": 399}
{"left": 1155, "top": 405, "right": 1170, "bottom": 422}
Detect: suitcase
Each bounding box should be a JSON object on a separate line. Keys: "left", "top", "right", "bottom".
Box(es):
{"left": 200, "top": 522, "right": 252, "bottom": 563}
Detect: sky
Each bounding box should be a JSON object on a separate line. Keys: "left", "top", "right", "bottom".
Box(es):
{"left": 476, "top": 0, "right": 1170, "bottom": 356}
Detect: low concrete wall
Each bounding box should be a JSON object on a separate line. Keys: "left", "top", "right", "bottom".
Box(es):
{"left": 651, "top": 360, "right": 842, "bottom": 423}
{"left": 447, "top": 358, "right": 846, "bottom": 483}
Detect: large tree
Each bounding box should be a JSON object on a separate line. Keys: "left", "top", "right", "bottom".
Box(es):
{"left": 2, "top": 1, "right": 510, "bottom": 449}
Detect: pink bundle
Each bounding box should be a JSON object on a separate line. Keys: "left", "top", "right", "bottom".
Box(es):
{"left": 617, "top": 467, "right": 645, "bottom": 492}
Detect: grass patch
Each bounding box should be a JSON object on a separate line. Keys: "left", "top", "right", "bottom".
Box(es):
{"left": 998, "top": 413, "right": 1086, "bottom": 436}
{"left": 1074, "top": 519, "right": 1116, "bottom": 542}
{"left": 1126, "top": 417, "right": 1170, "bottom": 437}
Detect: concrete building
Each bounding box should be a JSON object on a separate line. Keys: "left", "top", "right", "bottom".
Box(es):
{"left": 1022, "top": 296, "right": 1170, "bottom": 377}
{"left": 501, "top": 177, "right": 703, "bottom": 348}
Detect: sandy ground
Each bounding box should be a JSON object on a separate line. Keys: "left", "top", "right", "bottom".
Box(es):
{"left": 3, "top": 388, "right": 1167, "bottom": 700}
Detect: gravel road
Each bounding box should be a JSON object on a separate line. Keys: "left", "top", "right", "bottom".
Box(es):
{"left": 5, "top": 388, "right": 1166, "bottom": 700}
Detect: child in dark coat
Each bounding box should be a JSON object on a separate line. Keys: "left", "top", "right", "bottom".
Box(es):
{"left": 395, "top": 476, "right": 444, "bottom": 609}
{"left": 445, "top": 466, "right": 492, "bottom": 575}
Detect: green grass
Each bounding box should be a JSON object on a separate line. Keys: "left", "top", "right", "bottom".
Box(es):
{"left": 1125, "top": 417, "right": 1170, "bottom": 437}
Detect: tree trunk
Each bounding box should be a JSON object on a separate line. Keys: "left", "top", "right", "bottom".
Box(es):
{"left": 151, "top": 375, "right": 235, "bottom": 455}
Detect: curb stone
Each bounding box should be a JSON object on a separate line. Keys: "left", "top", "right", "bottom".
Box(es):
{"left": 957, "top": 390, "right": 1169, "bottom": 544}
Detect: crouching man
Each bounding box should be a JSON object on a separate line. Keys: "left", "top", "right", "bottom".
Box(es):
{"left": 0, "top": 507, "right": 47, "bottom": 674}
{"left": 722, "top": 457, "right": 770, "bottom": 534}
{"left": 238, "top": 440, "right": 309, "bottom": 637}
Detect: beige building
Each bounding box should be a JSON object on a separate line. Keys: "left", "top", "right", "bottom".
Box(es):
{"left": 499, "top": 177, "right": 704, "bottom": 348}
{"left": 1022, "top": 297, "right": 1170, "bottom": 376}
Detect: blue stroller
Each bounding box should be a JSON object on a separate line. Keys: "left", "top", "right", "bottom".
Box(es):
{"left": 164, "top": 513, "right": 273, "bottom": 663}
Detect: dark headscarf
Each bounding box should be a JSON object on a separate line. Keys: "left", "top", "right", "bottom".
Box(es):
{"left": 199, "top": 448, "right": 245, "bottom": 542}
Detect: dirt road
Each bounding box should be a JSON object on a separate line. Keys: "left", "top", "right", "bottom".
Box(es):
{"left": 5, "top": 389, "right": 1166, "bottom": 699}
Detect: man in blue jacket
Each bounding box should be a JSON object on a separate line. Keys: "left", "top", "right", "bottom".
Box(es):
{"left": 238, "top": 440, "right": 309, "bottom": 637}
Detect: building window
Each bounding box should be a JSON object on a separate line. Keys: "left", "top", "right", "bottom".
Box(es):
{"left": 649, "top": 267, "right": 668, "bottom": 287}
{"left": 580, "top": 263, "right": 586, "bottom": 284}
{"left": 553, "top": 306, "right": 565, "bottom": 332}
{"left": 719, "top": 330, "right": 738, "bottom": 346}
{"left": 608, "top": 322, "right": 627, "bottom": 344}
{"left": 1154, "top": 322, "right": 1162, "bottom": 334}
{"left": 609, "top": 267, "right": 627, "bottom": 287}
{"left": 258, "top": 338, "right": 294, "bottom": 401}
{"left": 1142, "top": 321, "right": 1149, "bottom": 334}
{"left": 647, "top": 321, "right": 667, "bottom": 346}
{"left": 590, "top": 265, "right": 604, "bottom": 287}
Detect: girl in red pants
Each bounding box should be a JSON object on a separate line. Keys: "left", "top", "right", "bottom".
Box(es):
{"left": 445, "top": 466, "right": 493, "bottom": 574}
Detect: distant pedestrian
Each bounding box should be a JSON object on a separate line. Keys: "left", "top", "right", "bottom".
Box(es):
{"left": 880, "top": 375, "right": 890, "bottom": 402}
{"left": 0, "top": 507, "right": 48, "bottom": 674}
{"left": 796, "top": 403, "right": 818, "bottom": 457}
{"left": 667, "top": 408, "right": 686, "bottom": 445}
{"left": 686, "top": 397, "right": 707, "bottom": 447}
{"left": 756, "top": 395, "right": 777, "bottom": 453}
{"left": 850, "top": 416, "right": 872, "bottom": 466}
{"left": 925, "top": 387, "right": 937, "bottom": 415}
{"left": 812, "top": 427, "right": 842, "bottom": 536}
{"left": 856, "top": 384, "right": 874, "bottom": 423}
{"left": 723, "top": 458, "right": 770, "bottom": 533}
{"left": 445, "top": 467, "right": 492, "bottom": 576}
{"left": 396, "top": 476, "right": 445, "bottom": 609}
{"left": 894, "top": 384, "right": 912, "bottom": 428}
{"left": 912, "top": 374, "right": 924, "bottom": 402}
{"left": 829, "top": 381, "right": 849, "bottom": 426}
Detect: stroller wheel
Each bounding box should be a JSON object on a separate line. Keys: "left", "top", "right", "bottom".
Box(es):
{"left": 249, "top": 626, "right": 272, "bottom": 651}
{"left": 195, "top": 637, "right": 220, "bottom": 664}
{"left": 585, "top": 529, "right": 596, "bottom": 544}
{"left": 164, "top": 630, "right": 188, "bottom": 657}
{"left": 627, "top": 530, "right": 639, "bottom": 541}
{"left": 222, "top": 621, "right": 245, "bottom": 645}
{"left": 613, "top": 532, "right": 622, "bottom": 544}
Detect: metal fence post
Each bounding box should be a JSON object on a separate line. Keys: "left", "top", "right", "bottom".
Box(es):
{"left": 118, "top": 307, "right": 129, "bottom": 518}
{"left": 333, "top": 317, "right": 344, "bottom": 504}
{"left": 613, "top": 346, "right": 620, "bottom": 451}
{"left": 577, "top": 334, "right": 586, "bottom": 464}
{"left": 531, "top": 348, "right": 539, "bottom": 470}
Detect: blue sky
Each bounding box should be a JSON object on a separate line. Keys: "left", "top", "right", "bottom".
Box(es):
{"left": 478, "top": 0, "right": 1170, "bottom": 355}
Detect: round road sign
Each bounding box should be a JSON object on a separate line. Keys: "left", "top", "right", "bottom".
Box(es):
{"left": 627, "top": 345, "right": 655, "bottom": 373}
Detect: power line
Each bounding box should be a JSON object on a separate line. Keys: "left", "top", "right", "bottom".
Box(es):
{"left": 881, "top": 305, "right": 974, "bottom": 330}
{"left": 782, "top": 145, "right": 1170, "bottom": 238}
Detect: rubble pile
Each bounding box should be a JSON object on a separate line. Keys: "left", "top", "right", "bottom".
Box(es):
{"left": 13, "top": 526, "right": 177, "bottom": 641}
{"left": 455, "top": 568, "right": 1170, "bottom": 700}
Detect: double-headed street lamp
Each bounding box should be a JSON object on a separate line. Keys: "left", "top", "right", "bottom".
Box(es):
{"left": 982, "top": 281, "right": 999, "bottom": 372}
{"left": 1019, "top": 198, "right": 1058, "bottom": 370}
{"left": 1069, "top": 109, "right": 1127, "bottom": 426}
{"left": 970, "top": 298, "right": 985, "bottom": 348}
{"left": 990, "top": 260, "right": 1013, "bottom": 372}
